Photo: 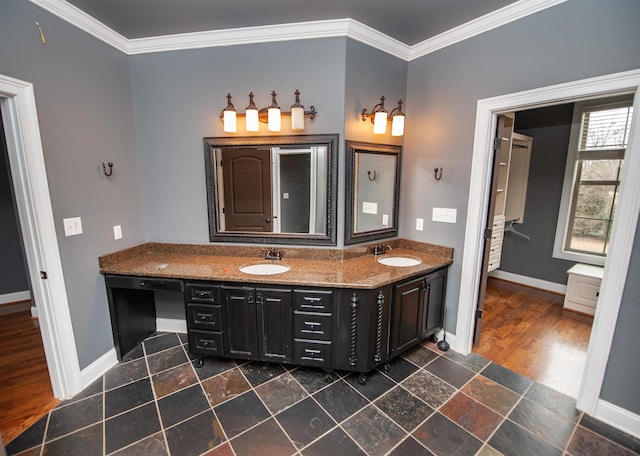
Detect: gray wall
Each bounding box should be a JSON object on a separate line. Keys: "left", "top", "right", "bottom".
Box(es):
{"left": 0, "top": 117, "right": 30, "bottom": 295}
{"left": 0, "top": 2, "right": 146, "bottom": 368}
{"left": 403, "top": 0, "right": 640, "bottom": 411}
{"left": 498, "top": 104, "right": 575, "bottom": 284}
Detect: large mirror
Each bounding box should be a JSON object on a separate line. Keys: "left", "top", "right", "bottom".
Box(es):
{"left": 204, "top": 134, "right": 338, "bottom": 245}
{"left": 345, "top": 141, "right": 401, "bottom": 245}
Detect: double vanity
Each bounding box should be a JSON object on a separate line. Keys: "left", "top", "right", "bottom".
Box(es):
{"left": 99, "top": 239, "right": 452, "bottom": 383}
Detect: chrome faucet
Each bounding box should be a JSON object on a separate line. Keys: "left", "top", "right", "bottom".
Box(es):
{"left": 264, "top": 248, "right": 283, "bottom": 260}
{"left": 372, "top": 244, "right": 392, "bottom": 256}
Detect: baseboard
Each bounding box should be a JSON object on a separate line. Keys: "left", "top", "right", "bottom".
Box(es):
{"left": 595, "top": 399, "right": 640, "bottom": 439}
{"left": 490, "top": 270, "right": 567, "bottom": 295}
{"left": 80, "top": 348, "right": 118, "bottom": 392}
{"left": 0, "top": 300, "right": 31, "bottom": 315}
{"left": 0, "top": 290, "right": 31, "bottom": 306}
{"left": 157, "top": 318, "right": 187, "bottom": 334}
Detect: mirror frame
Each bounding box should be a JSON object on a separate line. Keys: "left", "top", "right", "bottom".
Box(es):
{"left": 204, "top": 134, "right": 338, "bottom": 245}
{"left": 344, "top": 141, "right": 402, "bottom": 245}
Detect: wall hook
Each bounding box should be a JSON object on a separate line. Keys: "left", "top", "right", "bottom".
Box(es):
{"left": 434, "top": 167, "right": 443, "bottom": 181}
{"left": 102, "top": 161, "right": 113, "bottom": 177}
{"left": 35, "top": 22, "right": 46, "bottom": 45}
{"left": 367, "top": 170, "right": 377, "bottom": 181}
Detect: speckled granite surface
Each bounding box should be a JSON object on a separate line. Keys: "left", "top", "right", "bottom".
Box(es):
{"left": 99, "top": 240, "right": 453, "bottom": 289}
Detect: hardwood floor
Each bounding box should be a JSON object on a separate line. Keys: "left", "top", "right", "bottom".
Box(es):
{"left": 0, "top": 306, "right": 59, "bottom": 444}
{"left": 473, "top": 277, "right": 593, "bottom": 398}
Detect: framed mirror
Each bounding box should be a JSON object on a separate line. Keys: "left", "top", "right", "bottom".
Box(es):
{"left": 344, "top": 141, "right": 401, "bottom": 245}
{"left": 204, "top": 134, "right": 338, "bottom": 245}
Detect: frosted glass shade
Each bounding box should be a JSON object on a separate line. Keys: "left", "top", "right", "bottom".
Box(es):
{"left": 291, "top": 106, "right": 305, "bottom": 130}
{"left": 391, "top": 114, "right": 405, "bottom": 136}
{"left": 373, "top": 111, "right": 388, "bottom": 134}
{"left": 223, "top": 110, "right": 237, "bottom": 133}
{"left": 268, "top": 107, "right": 281, "bottom": 132}
{"left": 245, "top": 108, "right": 259, "bottom": 132}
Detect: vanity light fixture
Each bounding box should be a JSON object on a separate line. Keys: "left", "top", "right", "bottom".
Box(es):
{"left": 220, "top": 90, "right": 317, "bottom": 133}
{"left": 362, "top": 96, "right": 406, "bottom": 136}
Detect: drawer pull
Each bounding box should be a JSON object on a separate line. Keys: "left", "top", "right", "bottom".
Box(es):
{"left": 304, "top": 321, "right": 321, "bottom": 327}
{"left": 304, "top": 348, "right": 321, "bottom": 355}
{"left": 195, "top": 291, "right": 211, "bottom": 298}
{"left": 197, "top": 313, "right": 211, "bottom": 321}
{"left": 303, "top": 296, "right": 322, "bottom": 302}
{"left": 201, "top": 340, "right": 212, "bottom": 347}
{"left": 300, "top": 304, "right": 324, "bottom": 310}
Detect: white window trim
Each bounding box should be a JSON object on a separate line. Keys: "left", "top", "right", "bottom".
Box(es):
{"left": 552, "top": 96, "right": 633, "bottom": 266}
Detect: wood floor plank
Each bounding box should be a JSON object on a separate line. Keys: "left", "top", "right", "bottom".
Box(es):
{"left": 474, "top": 278, "right": 593, "bottom": 398}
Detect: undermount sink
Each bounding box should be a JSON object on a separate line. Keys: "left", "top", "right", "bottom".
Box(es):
{"left": 239, "top": 263, "right": 290, "bottom": 275}
{"left": 377, "top": 256, "right": 422, "bottom": 267}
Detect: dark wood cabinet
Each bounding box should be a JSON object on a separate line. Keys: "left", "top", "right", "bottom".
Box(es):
{"left": 422, "top": 267, "right": 447, "bottom": 338}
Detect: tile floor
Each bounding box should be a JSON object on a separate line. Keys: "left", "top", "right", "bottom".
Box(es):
{"left": 6, "top": 332, "right": 640, "bottom": 456}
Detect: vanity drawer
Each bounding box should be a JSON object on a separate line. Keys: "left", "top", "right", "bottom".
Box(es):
{"left": 187, "top": 304, "right": 222, "bottom": 331}
{"left": 293, "top": 339, "right": 331, "bottom": 367}
{"left": 293, "top": 312, "right": 332, "bottom": 340}
{"left": 188, "top": 329, "right": 224, "bottom": 357}
{"left": 293, "top": 289, "right": 333, "bottom": 313}
{"left": 185, "top": 283, "right": 220, "bottom": 304}
{"left": 106, "top": 275, "right": 183, "bottom": 292}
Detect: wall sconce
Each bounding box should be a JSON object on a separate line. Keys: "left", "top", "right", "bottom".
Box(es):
{"left": 221, "top": 90, "right": 317, "bottom": 133}
{"left": 361, "top": 96, "right": 405, "bottom": 136}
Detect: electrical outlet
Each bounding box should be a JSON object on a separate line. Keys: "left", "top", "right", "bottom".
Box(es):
{"left": 113, "top": 225, "right": 122, "bottom": 240}
{"left": 416, "top": 218, "right": 424, "bottom": 231}
{"left": 432, "top": 208, "right": 457, "bottom": 224}
{"left": 63, "top": 217, "right": 83, "bottom": 236}
{"left": 382, "top": 214, "right": 389, "bottom": 226}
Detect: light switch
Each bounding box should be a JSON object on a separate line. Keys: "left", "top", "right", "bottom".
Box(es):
{"left": 63, "top": 217, "right": 83, "bottom": 236}
{"left": 282, "top": 193, "right": 289, "bottom": 199}
{"left": 432, "top": 207, "right": 457, "bottom": 224}
{"left": 113, "top": 225, "right": 122, "bottom": 240}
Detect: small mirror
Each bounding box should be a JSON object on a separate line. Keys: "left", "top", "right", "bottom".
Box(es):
{"left": 345, "top": 141, "right": 401, "bottom": 245}
{"left": 204, "top": 134, "right": 338, "bottom": 245}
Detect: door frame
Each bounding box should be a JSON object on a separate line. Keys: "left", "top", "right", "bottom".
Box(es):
{"left": 0, "top": 74, "right": 81, "bottom": 399}
{"left": 455, "top": 69, "right": 640, "bottom": 415}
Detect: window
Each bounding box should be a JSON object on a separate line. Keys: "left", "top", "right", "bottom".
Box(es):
{"left": 554, "top": 96, "right": 634, "bottom": 264}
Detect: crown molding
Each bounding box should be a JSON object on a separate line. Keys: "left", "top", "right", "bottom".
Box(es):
{"left": 29, "top": 0, "right": 565, "bottom": 61}
{"left": 408, "top": 0, "right": 568, "bottom": 61}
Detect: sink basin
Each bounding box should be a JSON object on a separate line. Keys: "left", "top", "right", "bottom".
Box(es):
{"left": 377, "top": 256, "right": 422, "bottom": 267}
{"left": 239, "top": 263, "right": 290, "bottom": 275}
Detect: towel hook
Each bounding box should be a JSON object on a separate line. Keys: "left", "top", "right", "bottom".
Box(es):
{"left": 434, "top": 167, "right": 443, "bottom": 181}
{"left": 102, "top": 161, "right": 113, "bottom": 177}
{"left": 367, "top": 170, "right": 377, "bottom": 181}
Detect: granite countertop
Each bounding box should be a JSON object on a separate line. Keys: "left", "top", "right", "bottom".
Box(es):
{"left": 99, "top": 239, "right": 453, "bottom": 290}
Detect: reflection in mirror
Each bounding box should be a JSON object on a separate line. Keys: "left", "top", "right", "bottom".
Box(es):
{"left": 204, "top": 135, "right": 338, "bottom": 245}
{"left": 345, "top": 141, "right": 401, "bottom": 245}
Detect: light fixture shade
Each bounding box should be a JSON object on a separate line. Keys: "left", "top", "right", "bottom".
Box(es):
{"left": 373, "top": 111, "right": 388, "bottom": 134}
{"left": 268, "top": 108, "right": 281, "bottom": 132}
{"left": 223, "top": 109, "right": 237, "bottom": 133}
{"left": 291, "top": 106, "right": 305, "bottom": 130}
{"left": 245, "top": 108, "right": 259, "bottom": 132}
{"left": 391, "top": 114, "right": 405, "bottom": 136}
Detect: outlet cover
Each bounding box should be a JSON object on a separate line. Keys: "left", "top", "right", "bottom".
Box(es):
{"left": 416, "top": 218, "right": 424, "bottom": 231}
{"left": 113, "top": 225, "right": 122, "bottom": 240}
{"left": 63, "top": 217, "right": 83, "bottom": 236}
{"left": 433, "top": 207, "right": 457, "bottom": 224}
{"left": 382, "top": 214, "right": 389, "bottom": 226}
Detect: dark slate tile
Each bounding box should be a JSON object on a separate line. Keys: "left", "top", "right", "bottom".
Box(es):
{"left": 46, "top": 394, "right": 103, "bottom": 440}
{"left": 313, "top": 379, "right": 368, "bottom": 423}
{"left": 165, "top": 410, "right": 226, "bottom": 456}
{"left": 345, "top": 369, "right": 396, "bottom": 401}
{"left": 151, "top": 362, "right": 198, "bottom": 398}
{"left": 379, "top": 356, "right": 419, "bottom": 383}
{"left": 202, "top": 442, "right": 234, "bottom": 456}
{"left": 424, "top": 355, "right": 475, "bottom": 389}
{"left": 230, "top": 418, "right": 297, "bottom": 456}
{"left": 440, "top": 392, "right": 503, "bottom": 441}
{"left": 509, "top": 398, "right": 576, "bottom": 449}
{"left": 255, "top": 372, "right": 308, "bottom": 414}
{"left": 525, "top": 382, "right": 580, "bottom": 422}
{"left": 5, "top": 413, "right": 47, "bottom": 455}
{"left": 201, "top": 367, "right": 251, "bottom": 407}
{"left": 481, "top": 362, "right": 533, "bottom": 395}
{"left": 143, "top": 333, "right": 182, "bottom": 355}
{"left": 290, "top": 366, "right": 333, "bottom": 394}
{"left": 192, "top": 357, "right": 237, "bottom": 381}
{"left": 104, "top": 357, "right": 149, "bottom": 391}
{"left": 301, "top": 426, "right": 366, "bottom": 456}
{"left": 110, "top": 432, "right": 168, "bottom": 456}
{"left": 342, "top": 405, "right": 407, "bottom": 456}
{"left": 122, "top": 343, "right": 145, "bottom": 362}
{"left": 579, "top": 414, "right": 640, "bottom": 454}
{"left": 146, "top": 346, "right": 189, "bottom": 375}
{"left": 178, "top": 332, "right": 189, "bottom": 345}
{"left": 215, "top": 391, "right": 271, "bottom": 438}
{"left": 489, "top": 419, "right": 562, "bottom": 456}
{"left": 374, "top": 386, "right": 434, "bottom": 432}
{"left": 275, "top": 397, "right": 336, "bottom": 448}
{"left": 568, "top": 425, "right": 637, "bottom": 456}
{"left": 157, "top": 384, "right": 210, "bottom": 428}
{"left": 476, "top": 445, "right": 503, "bottom": 456}
{"left": 41, "top": 422, "right": 102, "bottom": 455}
{"left": 413, "top": 412, "right": 483, "bottom": 456}
{"left": 462, "top": 375, "right": 520, "bottom": 416}
{"left": 239, "top": 361, "right": 287, "bottom": 386}
{"left": 105, "top": 377, "right": 154, "bottom": 418}
{"left": 105, "top": 402, "right": 161, "bottom": 454}
{"left": 402, "top": 369, "right": 456, "bottom": 409}
{"left": 57, "top": 377, "right": 102, "bottom": 407}
{"left": 8, "top": 446, "right": 40, "bottom": 456}
{"left": 401, "top": 345, "right": 439, "bottom": 368}
{"left": 388, "top": 436, "right": 434, "bottom": 456}
{"left": 444, "top": 351, "right": 491, "bottom": 373}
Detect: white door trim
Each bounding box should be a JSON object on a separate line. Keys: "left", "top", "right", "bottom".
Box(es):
{"left": 0, "top": 74, "right": 81, "bottom": 399}
{"left": 455, "top": 69, "right": 640, "bottom": 416}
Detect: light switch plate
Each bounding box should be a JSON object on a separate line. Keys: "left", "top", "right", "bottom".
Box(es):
{"left": 433, "top": 207, "right": 457, "bottom": 223}
{"left": 63, "top": 217, "right": 82, "bottom": 236}
{"left": 113, "top": 225, "right": 122, "bottom": 240}
{"left": 416, "top": 218, "right": 424, "bottom": 231}
{"left": 382, "top": 214, "right": 389, "bottom": 226}
{"left": 362, "top": 201, "right": 378, "bottom": 214}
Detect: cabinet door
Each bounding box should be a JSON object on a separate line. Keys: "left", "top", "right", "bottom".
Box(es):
{"left": 222, "top": 287, "right": 258, "bottom": 359}
{"left": 256, "top": 288, "right": 292, "bottom": 363}
{"left": 391, "top": 277, "right": 425, "bottom": 354}
{"left": 423, "top": 268, "right": 447, "bottom": 338}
